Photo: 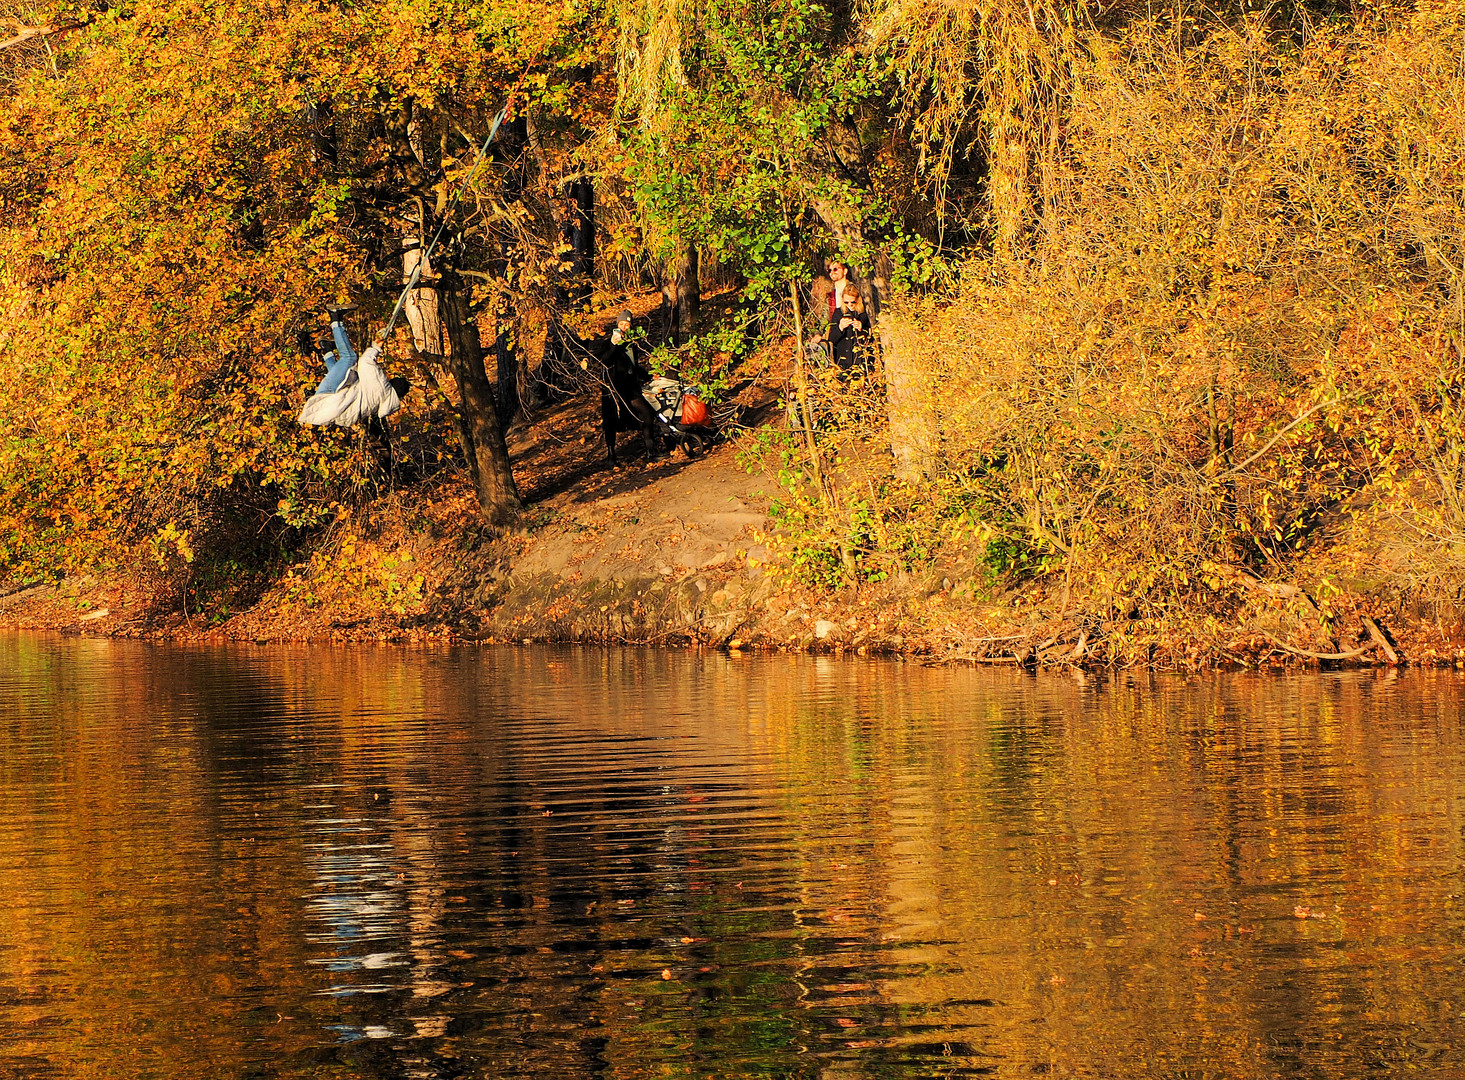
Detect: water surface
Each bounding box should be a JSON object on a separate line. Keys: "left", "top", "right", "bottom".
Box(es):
{"left": 2, "top": 634, "right": 1463, "bottom": 1078}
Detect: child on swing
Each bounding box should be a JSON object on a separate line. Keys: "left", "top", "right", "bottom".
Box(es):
{"left": 298, "top": 305, "right": 409, "bottom": 431}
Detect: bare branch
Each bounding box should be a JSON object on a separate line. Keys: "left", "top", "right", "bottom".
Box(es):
{"left": 1, "top": 22, "right": 82, "bottom": 51}
{"left": 1220, "top": 393, "right": 1361, "bottom": 478}
{"left": 1260, "top": 632, "right": 1373, "bottom": 661}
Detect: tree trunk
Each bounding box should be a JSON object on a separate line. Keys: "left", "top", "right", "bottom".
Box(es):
{"left": 988, "top": 107, "right": 1030, "bottom": 265}
{"left": 405, "top": 343, "right": 482, "bottom": 494}
{"left": 567, "top": 178, "right": 595, "bottom": 309}
{"left": 439, "top": 278, "right": 522, "bottom": 524}
{"left": 677, "top": 244, "right": 699, "bottom": 331}
{"left": 448, "top": 395, "right": 484, "bottom": 496}
{"left": 402, "top": 240, "right": 448, "bottom": 355}
{"left": 307, "top": 97, "right": 337, "bottom": 167}
{"left": 660, "top": 243, "right": 699, "bottom": 343}
{"left": 494, "top": 297, "right": 519, "bottom": 426}
{"left": 802, "top": 187, "right": 935, "bottom": 480}
{"left": 881, "top": 306, "right": 937, "bottom": 483}
{"left": 788, "top": 276, "right": 825, "bottom": 500}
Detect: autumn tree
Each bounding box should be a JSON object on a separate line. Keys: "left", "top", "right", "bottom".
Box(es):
{"left": 0, "top": 0, "right": 632, "bottom": 587}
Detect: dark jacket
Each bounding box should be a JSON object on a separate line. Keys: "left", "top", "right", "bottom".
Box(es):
{"left": 828, "top": 309, "right": 871, "bottom": 371}
{"left": 594, "top": 329, "right": 660, "bottom": 464}
{"left": 596, "top": 333, "right": 651, "bottom": 410}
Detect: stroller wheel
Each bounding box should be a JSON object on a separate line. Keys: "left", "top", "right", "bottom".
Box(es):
{"left": 680, "top": 432, "right": 707, "bottom": 459}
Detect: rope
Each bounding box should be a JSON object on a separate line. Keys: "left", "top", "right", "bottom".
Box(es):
{"left": 374, "top": 100, "right": 513, "bottom": 346}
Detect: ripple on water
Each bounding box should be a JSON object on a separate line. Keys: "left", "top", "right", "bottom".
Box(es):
{"left": 2, "top": 639, "right": 1465, "bottom": 1078}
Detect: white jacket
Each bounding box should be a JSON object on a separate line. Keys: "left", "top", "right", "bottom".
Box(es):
{"left": 298, "top": 346, "right": 402, "bottom": 427}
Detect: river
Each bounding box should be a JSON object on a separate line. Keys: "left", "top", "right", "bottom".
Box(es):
{"left": 2, "top": 633, "right": 1462, "bottom": 1078}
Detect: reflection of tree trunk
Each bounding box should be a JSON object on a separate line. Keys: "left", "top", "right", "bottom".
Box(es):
{"left": 660, "top": 244, "right": 699, "bottom": 343}
{"left": 440, "top": 279, "right": 521, "bottom": 524}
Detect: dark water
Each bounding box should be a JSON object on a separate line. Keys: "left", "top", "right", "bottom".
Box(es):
{"left": 2, "top": 635, "right": 1463, "bottom": 1079}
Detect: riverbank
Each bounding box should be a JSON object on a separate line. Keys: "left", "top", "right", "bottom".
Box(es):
{"left": 0, "top": 386, "right": 1450, "bottom": 670}
{"left": 7, "top": 3, "right": 1465, "bottom": 677}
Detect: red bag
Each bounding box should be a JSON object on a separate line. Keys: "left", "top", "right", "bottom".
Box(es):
{"left": 678, "top": 393, "right": 708, "bottom": 426}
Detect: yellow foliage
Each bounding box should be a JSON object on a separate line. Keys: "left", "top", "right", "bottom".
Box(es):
{"left": 802, "top": 10, "right": 1465, "bottom": 613}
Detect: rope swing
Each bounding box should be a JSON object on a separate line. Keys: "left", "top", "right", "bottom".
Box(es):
{"left": 375, "top": 100, "right": 513, "bottom": 348}
{"left": 299, "top": 97, "right": 518, "bottom": 431}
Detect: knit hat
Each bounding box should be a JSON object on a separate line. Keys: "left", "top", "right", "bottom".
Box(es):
{"left": 615, "top": 309, "right": 633, "bottom": 323}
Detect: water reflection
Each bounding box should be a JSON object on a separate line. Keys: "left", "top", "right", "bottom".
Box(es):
{"left": 1, "top": 635, "right": 1463, "bottom": 1078}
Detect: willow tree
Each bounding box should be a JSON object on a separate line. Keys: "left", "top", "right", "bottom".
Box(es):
{"left": 613, "top": 0, "right": 702, "bottom": 338}
{"left": 608, "top": 0, "right": 948, "bottom": 481}
{"left": 865, "top": 0, "right": 1085, "bottom": 265}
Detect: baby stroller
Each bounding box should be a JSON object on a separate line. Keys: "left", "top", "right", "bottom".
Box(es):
{"left": 643, "top": 376, "right": 713, "bottom": 458}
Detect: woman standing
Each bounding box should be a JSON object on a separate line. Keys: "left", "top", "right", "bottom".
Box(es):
{"left": 827, "top": 285, "right": 871, "bottom": 372}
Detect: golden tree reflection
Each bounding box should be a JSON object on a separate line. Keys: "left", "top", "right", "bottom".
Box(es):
{"left": 2, "top": 635, "right": 1463, "bottom": 1078}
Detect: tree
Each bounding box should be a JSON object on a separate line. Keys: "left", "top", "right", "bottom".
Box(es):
{"left": 0, "top": 0, "right": 625, "bottom": 577}
{"left": 659, "top": 244, "right": 699, "bottom": 343}
{"left": 610, "top": 0, "right": 952, "bottom": 487}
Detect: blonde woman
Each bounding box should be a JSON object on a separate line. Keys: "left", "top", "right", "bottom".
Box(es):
{"left": 827, "top": 285, "right": 870, "bottom": 372}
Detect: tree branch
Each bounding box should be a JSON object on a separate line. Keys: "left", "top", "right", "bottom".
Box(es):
{"left": 1220, "top": 393, "right": 1361, "bottom": 478}
{"left": 1, "top": 21, "right": 82, "bottom": 51}
{"left": 1261, "top": 631, "right": 1373, "bottom": 661}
